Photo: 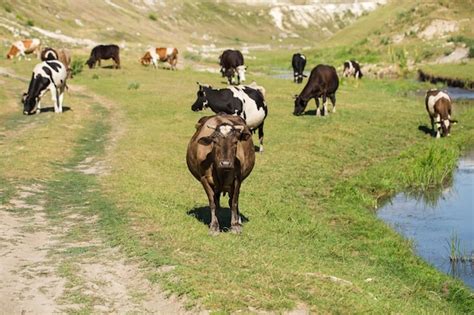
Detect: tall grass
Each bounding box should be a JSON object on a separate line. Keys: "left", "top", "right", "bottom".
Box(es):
{"left": 403, "top": 146, "right": 459, "bottom": 191}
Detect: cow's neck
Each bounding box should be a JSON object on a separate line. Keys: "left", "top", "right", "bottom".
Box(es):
{"left": 205, "top": 88, "right": 233, "bottom": 114}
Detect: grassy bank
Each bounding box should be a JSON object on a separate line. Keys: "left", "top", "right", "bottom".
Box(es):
{"left": 1, "top": 51, "right": 474, "bottom": 312}
{"left": 71, "top": 55, "right": 474, "bottom": 313}
{"left": 420, "top": 61, "right": 474, "bottom": 82}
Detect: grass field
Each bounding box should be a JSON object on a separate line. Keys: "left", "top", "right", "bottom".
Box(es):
{"left": 1, "top": 51, "right": 473, "bottom": 313}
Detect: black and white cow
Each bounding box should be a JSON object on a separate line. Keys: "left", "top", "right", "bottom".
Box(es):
{"left": 22, "top": 60, "right": 67, "bottom": 115}
{"left": 343, "top": 60, "right": 363, "bottom": 79}
{"left": 219, "top": 50, "right": 246, "bottom": 85}
{"left": 292, "top": 53, "right": 307, "bottom": 84}
{"left": 191, "top": 83, "right": 268, "bottom": 152}
{"left": 294, "top": 64, "right": 339, "bottom": 116}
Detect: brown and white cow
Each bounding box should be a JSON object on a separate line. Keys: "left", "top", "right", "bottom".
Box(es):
{"left": 186, "top": 113, "right": 255, "bottom": 234}
{"left": 425, "top": 89, "right": 457, "bottom": 138}
{"left": 6, "top": 38, "right": 41, "bottom": 60}
{"left": 140, "top": 47, "right": 178, "bottom": 70}
{"left": 40, "top": 47, "right": 73, "bottom": 78}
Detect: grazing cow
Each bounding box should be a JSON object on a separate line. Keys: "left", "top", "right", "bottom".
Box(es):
{"left": 425, "top": 89, "right": 457, "bottom": 138}
{"left": 294, "top": 64, "right": 339, "bottom": 116}
{"left": 186, "top": 113, "right": 255, "bottom": 234}
{"left": 343, "top": 60, "right": 363, "bottom": 79}
{"left": 139, "top": 47, "right": 178, "bottom": 70}
{"left": 86, "top": 44, "right": 120, "bottom": 69}
{"left": 292, "top": 53, "right": 307, "bottom": 83}
{"left": 219, "top": 49, "right": 246, "bottom": 85}
{"left": 22, "top": 60, "right": 67, "bottom": 115}
{"left": 191, "top": 83, "right": 268, "bottom": 152}
{"left": 40, "top": 47, "right": 59, "bottom": 61}
{"left": 41, "top": 47, "right": 72, "bottom": 78}
{"left": 6, "top": 38, "right": 41, "bottom": 60}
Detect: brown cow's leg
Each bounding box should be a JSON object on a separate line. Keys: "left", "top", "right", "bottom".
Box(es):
{"left": 200, "top": 178, "right": 219, "bottom": 234}
{"left": 322, "top": 94, "right": 328, "bottom": 116}
{"left": 315, "top": 98, "right": 320, "bottom": 116}
{"left": 229, "top": 180, "right": 242, "bottom": 234}
{"left": 115, "top": 55, "right": 121, "bottom": 69}
{"left": 329, "top": 93, "right": 336, "bottom": 113}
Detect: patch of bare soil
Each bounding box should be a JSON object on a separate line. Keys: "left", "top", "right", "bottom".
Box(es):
{"left": 0, "top": 86, "right": 202, "bottom": 314}
{"left": 0, "top": 185, "right": 66, "bottom": 314}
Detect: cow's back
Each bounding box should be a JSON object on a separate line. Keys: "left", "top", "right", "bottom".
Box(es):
{"left": 310, "top": 64, "right": 339, "bottom": 94}
{"left": 187, "top": 114, "right": 255, "bottom": 181}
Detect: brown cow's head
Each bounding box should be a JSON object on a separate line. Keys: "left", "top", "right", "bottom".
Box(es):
{"left": 85, "top": 58, "right": 95, "bottom": 69}
{"left": 293, "top": 95, "right": 308, "bottom": 116}
{"left": 198, "top": 123, "right": 250, "bottom": 170}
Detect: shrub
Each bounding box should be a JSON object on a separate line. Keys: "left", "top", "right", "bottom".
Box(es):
{"left": 148, "top": 13, "right": 157, "bottom": 21}
{"left": 26, "top": 19, "right": 34, "bottom": 27}
{"left": 128, "top": 82, "right": 140, "bottom": 90}
{"left": 70, "top": 59, "right": 84, "bottom": 76}
{"left": 3, "top": 4, "right": 12, "bottom": 13}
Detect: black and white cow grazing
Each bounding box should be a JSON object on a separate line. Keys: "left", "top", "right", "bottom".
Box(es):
{"left": 292, "top": 53, "right": 307, "bottom": 84}
{"left": 343, "top": 60, "right": 363, "bottom": 79}
{"left": 294, "top": 64, "right": 339, "bottom": 116}
{"left": 219, "top": 50, "right": 246, "bottom": 85}
{"left": 191, "top": 83, "right": 268, "bottom": 152}
{"left": 425, "top": 89, "right": 457, "bottom": 138}
{"left": 22, "top": 60, "right": 67, "bottom": 115}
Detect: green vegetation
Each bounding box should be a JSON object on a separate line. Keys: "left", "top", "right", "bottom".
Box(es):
{"left": 420, "top": 61, "right": 474, "bottom": 82}
{"left": 26, "top": 19, "right": 34, "bottom": 27}
{"left": 1, "top": 0, "right": 474, "bottom": 313}
{"left": 70, "top": 59, "right": 84, "bottom": 77}
{"left": 148, "top": 13, "right": 157, "bottom": 21}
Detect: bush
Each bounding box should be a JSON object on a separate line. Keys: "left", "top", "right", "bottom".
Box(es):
{"left": 70, "top": 59, "right": 84, "bottom": 77}
{"left": 148, "top": 13, "right": 157, "bottom": 21}
{"left": 26, "top": 19, "right": 34, "bottom": 27}
{"left": 3, "top": 4, "right": 12, "bottom": 13}
{"left": 128, "top": 82, "right": 140, "bottom": 90}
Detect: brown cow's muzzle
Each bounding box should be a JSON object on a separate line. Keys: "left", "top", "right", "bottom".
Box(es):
{"left": 218, "top": 160, "right": 233, "bottom": 169}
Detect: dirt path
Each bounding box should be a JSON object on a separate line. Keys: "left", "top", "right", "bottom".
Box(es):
{"left": 0, "top": 84, "right": 201, "bottom": 314}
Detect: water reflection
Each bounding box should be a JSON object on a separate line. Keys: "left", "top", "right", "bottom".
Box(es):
{"left": 378, "top": 151, "right": 474, "bottom": 289}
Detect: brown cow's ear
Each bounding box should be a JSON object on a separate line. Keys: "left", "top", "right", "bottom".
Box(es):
{"left": 198, "top": 136, "right": 214, "bottom": 146}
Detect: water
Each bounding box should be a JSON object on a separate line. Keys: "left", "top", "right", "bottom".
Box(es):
{"left": 445, "top": 87, "right": 474, "bottom": 100}
{"left": 378, "top": 151, "right": 474, "bottom": 289}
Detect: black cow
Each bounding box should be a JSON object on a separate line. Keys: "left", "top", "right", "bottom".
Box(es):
{"left": 294, "top": 64, "right": 339, "bottom": 116}
{"left": 86, "top": 44, "right": 120, "bottom": 69}
{"left": 219, "top": 49, "right": 246, "bottom": 85}
{"left": 343, "top": 60, "right": 363, "bottom": 79}
{"left": 191, "top": 83, "right": 268, "bottom": 152}
{"left": 292, "top": 53, "right": 307, "bottom": 83}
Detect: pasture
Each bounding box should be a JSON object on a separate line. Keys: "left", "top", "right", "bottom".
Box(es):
{"left": 1, "top": 50, "right": 474, "bottom": 313}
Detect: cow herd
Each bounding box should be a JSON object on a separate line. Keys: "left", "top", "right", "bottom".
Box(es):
{"left": 6, "top": 38, "right": 457, "bottom": 234}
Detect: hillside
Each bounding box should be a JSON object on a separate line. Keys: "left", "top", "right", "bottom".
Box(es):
{"left": 0, "top": 1, "right": 385, "bottom": 55}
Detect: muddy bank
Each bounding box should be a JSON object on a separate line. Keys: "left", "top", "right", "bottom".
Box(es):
{"left": 418, "top": 69, "right": 474, "bottom": 90}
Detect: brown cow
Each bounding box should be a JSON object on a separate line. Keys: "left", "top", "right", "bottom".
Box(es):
{"left": 140, "top": 47, "right": 178, "bottom": 70}
{"left": 40, "top": 47, "right": 73, "bottom": 78}
{"left": 425, "top": 89, "right": 457, "bottom": 138}
{"left": 186, "top": 113, "right": 255, "bottom": 234}
{"left": 6, "top": 38, "right": 41, "bottom": 60}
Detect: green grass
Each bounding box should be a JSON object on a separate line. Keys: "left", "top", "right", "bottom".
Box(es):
{"left": 1, "top": 21, "right": 474, "bottom": 315}
{"left": 420, "top": 61, "right": 474, "bottom": 82}
{"left": 64, "top": 54, "right": 474, "bottom": 312}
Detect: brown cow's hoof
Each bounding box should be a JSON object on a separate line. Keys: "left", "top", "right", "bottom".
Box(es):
{"left": 209, "top": 229, "right": 220, "bottom": 236}
{"left": 230, "top": 225, "right": 242, "bottom": 234}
